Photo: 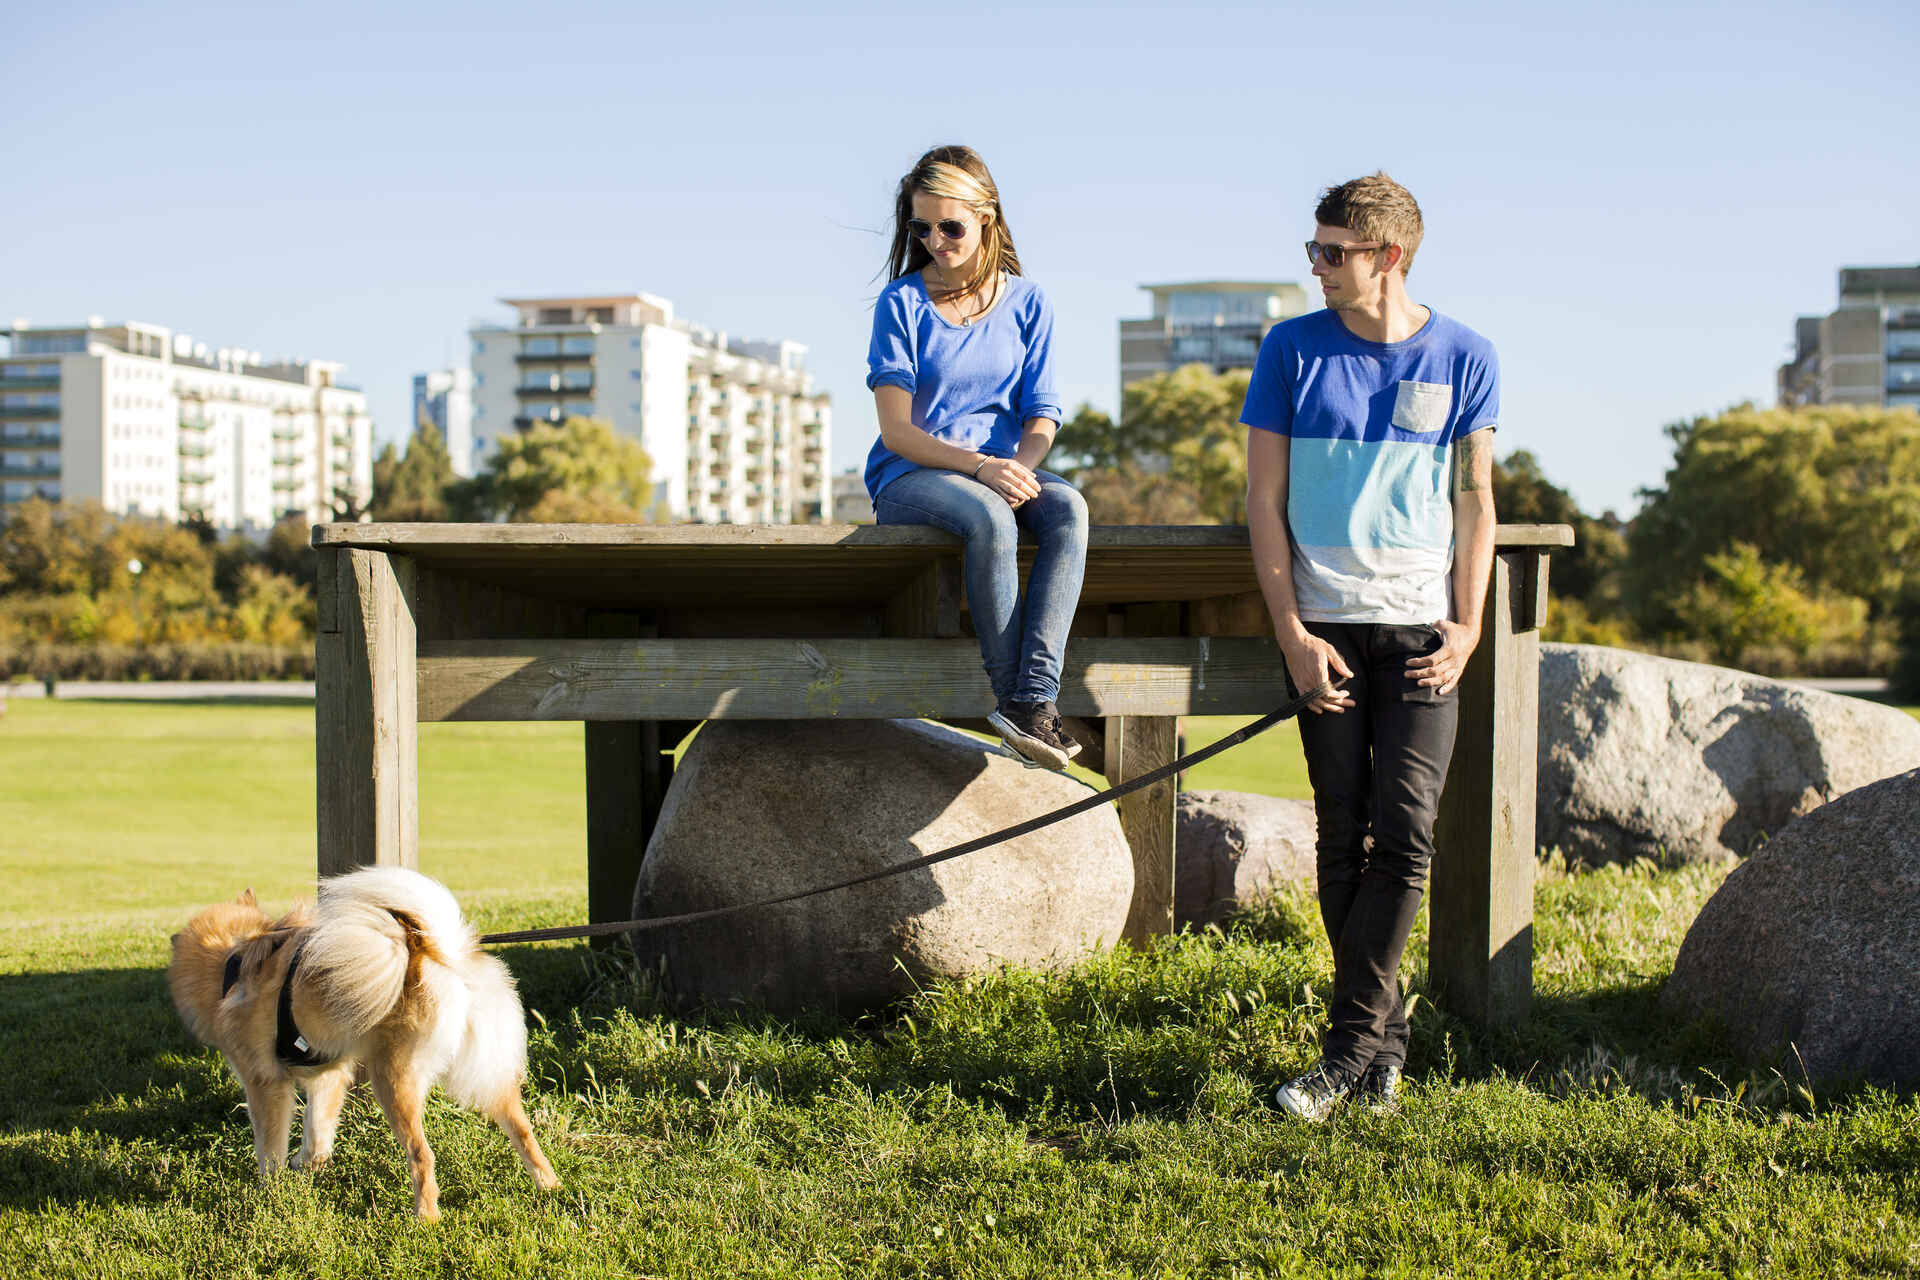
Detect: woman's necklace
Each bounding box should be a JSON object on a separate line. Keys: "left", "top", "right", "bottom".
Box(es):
{"left": 937, "top": 272, "right": 994, "bottom": 327}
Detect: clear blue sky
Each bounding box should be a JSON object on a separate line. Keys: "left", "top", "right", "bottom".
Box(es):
{"left": 5, "top": 0, "right": 1914, "bottom": 517}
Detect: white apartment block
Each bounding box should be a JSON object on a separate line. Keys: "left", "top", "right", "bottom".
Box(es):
{"left": 469, "top": 293, "right": 831, "bottom": 523}
{"left": 0, "top": 317, "right": 373, "bottom": 530}
{"left": 412, "top": 367, "right": 476, "bottom": 478}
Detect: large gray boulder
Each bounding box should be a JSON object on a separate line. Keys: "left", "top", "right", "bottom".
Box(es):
{"left": 1174, "top": 790, "right": 1317, "bottom": 927}
{"left": 631, "top": 719, "right": 1133, "bottom": 1013}
{"left": 1538, "top": 644, "right": 1920, "bottom": 865}
{"left": 1663, "top": 767, "right": 1920, "bottom": 1087}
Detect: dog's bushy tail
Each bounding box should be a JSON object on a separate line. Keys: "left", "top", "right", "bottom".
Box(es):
{"left": 300, "top": 867, "right": 475, "bottom": 1039}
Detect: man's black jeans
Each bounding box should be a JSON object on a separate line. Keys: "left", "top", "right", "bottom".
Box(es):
{"left": 1294, "top": 621, "right": 1462, "bottom": 1077}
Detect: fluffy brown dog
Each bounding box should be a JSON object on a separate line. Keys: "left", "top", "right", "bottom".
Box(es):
{"left": 168, "top": 867, "right": 560, "bottom": 1219}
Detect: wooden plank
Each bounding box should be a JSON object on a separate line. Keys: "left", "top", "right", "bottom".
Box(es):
{"left": 314, "top": 521, "right": 1575, "bottom": 552}
{"left": 316, "top": 550, "right": 418, "bottom": 878}
{"left": 584, "top": 613, "right": 649, "bottom": 942}
{"left": 1111, "top": 714, "right": 1178, "bottom": 942}
{"left": 1430, "top": 551, "right": 1539, "bottom": 1025}
{"left": 413, "top": 637, "right": 1293, "bottom": 722}
{"left": 305, "top": 526, "right": 1573, "bottom": 616}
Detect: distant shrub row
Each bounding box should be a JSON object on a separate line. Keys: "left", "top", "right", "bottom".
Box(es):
{"left": 0, "top": 643, "right": 312, "bottom": 683}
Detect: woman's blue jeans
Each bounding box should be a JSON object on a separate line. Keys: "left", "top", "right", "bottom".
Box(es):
{"left": 873, "top": 467, "right": 1089, "bottom": 705}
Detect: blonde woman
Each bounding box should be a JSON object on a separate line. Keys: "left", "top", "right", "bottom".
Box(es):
{"left": 865, "top": 144, "right": 1088, "bottom": 770}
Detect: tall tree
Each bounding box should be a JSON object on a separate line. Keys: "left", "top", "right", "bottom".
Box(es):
{"left": 1054, "top": 366, "right": 1253, "bottom": 524}
{"left": 478, "top": 416, "right": 654, "bottom": 522}
{"left": 370, "top": 419, "right": 457, "bottom": 521}
{"left": 1626, "top": 404, "right": 1920, "bottom": 634}
{"left": 1492, "top": 449, "right": 1627, "bottom": 612}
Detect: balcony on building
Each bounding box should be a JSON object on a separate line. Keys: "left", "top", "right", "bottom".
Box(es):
{"left": 179, "top": 439, "right": 214, "bottom": 459}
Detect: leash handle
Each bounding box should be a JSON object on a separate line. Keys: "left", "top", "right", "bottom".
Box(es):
{"left": 479, "top": 679, "right": 1338, "bottom": 947}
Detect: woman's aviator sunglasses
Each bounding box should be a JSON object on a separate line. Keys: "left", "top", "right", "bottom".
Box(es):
{"left": 1304, "top": 239, "right": 1386, "bottom": 267}
{"left": 907, "top": 217, "right": 972, "bottom": 242}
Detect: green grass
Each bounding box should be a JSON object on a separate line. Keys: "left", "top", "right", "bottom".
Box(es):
{"left": 3, "top": 700, "right": 1915, "bottom": 1278}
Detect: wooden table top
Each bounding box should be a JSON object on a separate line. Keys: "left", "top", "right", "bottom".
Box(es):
{"left": 313, "top": 523, "right": 1573, "bottom": 611}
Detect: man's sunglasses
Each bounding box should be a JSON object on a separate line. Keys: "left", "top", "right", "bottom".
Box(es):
{"left": 1304, "top": 239, "right": 1386, "bottom": 267}
{"left": 908, "top": 218, "right": 972, "bottom": 241}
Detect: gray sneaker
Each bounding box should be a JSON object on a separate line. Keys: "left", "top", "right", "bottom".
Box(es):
{"left": 1275, "top": 1059, "right": 1358, "bottom": 1123}
{"left": 988, "top": 702, "right": 1073, "bottom": 771}
{"left": 1355, "top": 1060, "right": 1403, "bottom": 1115}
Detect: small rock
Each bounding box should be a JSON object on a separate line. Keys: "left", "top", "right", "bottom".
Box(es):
{"left": 1174, "top": 790, "right": 1316, "bottom": 927}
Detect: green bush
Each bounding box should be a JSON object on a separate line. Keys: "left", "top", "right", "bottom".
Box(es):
{"left": 0, "top": 641, "right": 312, "bottom": 682}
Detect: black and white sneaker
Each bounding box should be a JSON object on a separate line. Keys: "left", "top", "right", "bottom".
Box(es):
{"left": 1037, "top": 702, "right": 1083, "bottom": 761}
{"left": 988, "top": 701, "right": 1073, "bottom": 771}
{"left": 1275, "top": 1059, "right": 1358, "bottom": 1123}
{"left": 1355, "top": 1060, "right": 1403, "bottom": 1115}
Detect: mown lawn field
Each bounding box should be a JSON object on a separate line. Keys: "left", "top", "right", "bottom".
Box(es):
{"left": 2, "top": 698, "right": 1915, "bottom": 1278}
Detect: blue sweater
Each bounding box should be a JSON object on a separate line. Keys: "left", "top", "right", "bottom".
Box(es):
{"left": 864, "top": 272, "right": 1063, "bottom": 500}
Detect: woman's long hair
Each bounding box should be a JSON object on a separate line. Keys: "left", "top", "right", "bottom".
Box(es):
{"left": 884, "top": 145, "right": 1022, "bottom": 304}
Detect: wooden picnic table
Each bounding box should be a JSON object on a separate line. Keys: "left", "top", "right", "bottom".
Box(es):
{"left": 311, "top": 521, "right": 1573, "bottom": 1025}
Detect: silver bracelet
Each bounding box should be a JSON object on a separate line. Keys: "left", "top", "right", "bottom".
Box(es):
{"left": 972, "top": 456, "right": 989, "bottom": 478}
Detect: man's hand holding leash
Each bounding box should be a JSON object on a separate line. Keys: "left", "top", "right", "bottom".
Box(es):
{"left": 1281, "top": 629, "right": 1357, "bottom": 714}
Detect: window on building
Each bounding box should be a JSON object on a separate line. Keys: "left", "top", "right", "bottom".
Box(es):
{"left": 523, "top": 337, "right": 559, "bottom": 357}
{"left": 1166, "top": 293, "right": 1223, "bottom": 324}
{"left": 561, "top": 336, "right": 595, "bottom": 356}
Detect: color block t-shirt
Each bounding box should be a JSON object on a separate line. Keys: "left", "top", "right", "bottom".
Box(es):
{"left": 1240, "top": 308, "right": 1499, "bottom": 624}
{"left": 864, "top": 272, "right": 1063, "bottom": 500}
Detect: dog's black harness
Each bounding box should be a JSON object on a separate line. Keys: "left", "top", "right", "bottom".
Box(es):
{"left": 220, "top": 942, "right": 334, "bottom": 1068}
{"left": 275, "top": 944, "right": 334, "bottom": 1068}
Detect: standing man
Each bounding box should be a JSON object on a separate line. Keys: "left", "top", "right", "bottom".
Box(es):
{"left": 1241, "top": 172, "right": 1499, "bottom": 1120}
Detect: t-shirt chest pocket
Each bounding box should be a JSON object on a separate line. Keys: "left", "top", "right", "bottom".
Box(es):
{"left": 1390, "top": 380, "right": 1453, "bottom": 434}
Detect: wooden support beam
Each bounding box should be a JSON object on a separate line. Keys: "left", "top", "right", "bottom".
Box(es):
{"left": 882, "top": 557, "right": 963, "bottom": 637}
{"left": 316, "top": 548, "right": 418, "bottom": 878}
{"left": 414, "top": 636, "right": 1291, "bottom": 722}
{"left": 1430, "top": 550, "right": 1546, "bottom": 1025}
{"left": 1105, "top": 605, "right": 1178, "bottom": 943}
{"left": 584, "top": 613, "right": 651, "bottom": 942}
{"left": 1110, "top": 714, "right": 1178, "bottom": 942}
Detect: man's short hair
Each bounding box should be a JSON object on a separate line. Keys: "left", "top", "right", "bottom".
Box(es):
{"left": 1315, "top": 172, "right": 1425, "bottom": 277}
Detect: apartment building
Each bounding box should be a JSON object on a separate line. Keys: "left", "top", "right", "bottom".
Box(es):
{"left": 411, "top": 367, "right": 475, "bottom": 477}
{"left": 468, "top": 293, "right": 831, "bottom": 523}
{"left": 1779, "top": 265, "right": 1920, "bottom": 411}
{"left": 1118, "top": 280, "right": 1311, "bottom": 402}
{"left": 0, "top": 317, "right": 372, "bottom": 529}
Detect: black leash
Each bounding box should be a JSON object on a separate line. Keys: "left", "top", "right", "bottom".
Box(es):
{"left": 478, "top": 680, "right": 1335, "bottom": 947}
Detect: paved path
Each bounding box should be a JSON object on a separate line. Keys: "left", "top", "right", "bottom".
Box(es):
{"left": 5, "top": 681, "right": 316, "bottom": 700}
{"left": 1778, "top": 676, "right": 1891, "bottom": 694}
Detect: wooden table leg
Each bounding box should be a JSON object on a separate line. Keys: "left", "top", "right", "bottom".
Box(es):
{"left": 585, "top": 613, "right": 652, "bottom": 940}
{"left": 1431, "top": 550, "right": 1547, "bottom": 1024}
{"left": 1109, "top": 714, "right": 1178, "bottom": 942}
{"left": 316, "top": 548, "right": 418, "bottom": 878}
